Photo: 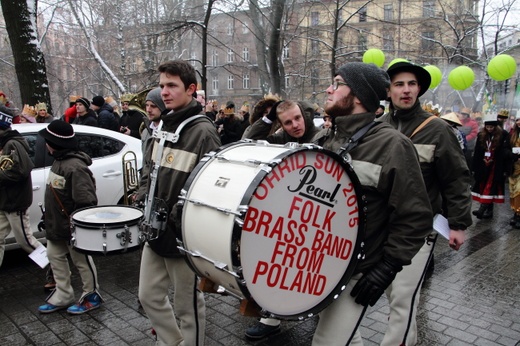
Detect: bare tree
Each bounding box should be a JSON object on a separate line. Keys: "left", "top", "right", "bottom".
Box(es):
{"left": 1, "top": 0, "right": 52, "bottom": 112}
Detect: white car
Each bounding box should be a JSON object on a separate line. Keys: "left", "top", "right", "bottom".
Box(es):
{"left": 5, "top": 123, "right": 143, "bottom": 250}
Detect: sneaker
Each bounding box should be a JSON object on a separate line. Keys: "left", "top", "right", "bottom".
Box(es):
{"left": 67, "top": 293, "right": 102, "bottom": 315}
{"left": 38, "top": 303, "right": 67, "bottom": 314}
{"left": 245, "top": 321, "right": 281, "bottom": 340}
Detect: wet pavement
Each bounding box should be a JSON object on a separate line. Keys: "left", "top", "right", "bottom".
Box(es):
{"left": 1, "top": 198, "right": 519, "bottom": 346}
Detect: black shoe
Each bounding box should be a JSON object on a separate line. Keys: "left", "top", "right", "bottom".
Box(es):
{"left": 245, "top": 321, "right": 281, "bottom": 340}
{"left": 472, "top": 204, "right": 486, "bottom": 219}
{"left": 482, "top": 204, "right": 493, "bottom": 219}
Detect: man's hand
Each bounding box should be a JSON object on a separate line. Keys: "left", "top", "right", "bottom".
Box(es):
{"left": 449, "top": 229, "right": 465, "bottom": 250}
{"left": 350, "top": 256, "right": 403, "bottom": 307}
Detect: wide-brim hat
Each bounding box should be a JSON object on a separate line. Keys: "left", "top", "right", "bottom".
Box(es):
{"left": 387, "top": 62, "right": 431, "bottom": 97}
{"left": 38, "top": 120, "right": 78, "bottom": 149}
{"left": 440, "top": 112, "right": 462, "bottom": 126}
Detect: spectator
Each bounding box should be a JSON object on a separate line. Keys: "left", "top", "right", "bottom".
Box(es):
{"left": 215, "top": 101, "right": 243, "bottom": 144}
{"left": 508, "top": 114, "right": 520, "bottom": 228}
{"left": 73, "top": 98, "right": 98, "bottom": 127}
{"left": 91, "top": 96, "right": 118, "bottom": 131}
{"left": 62, "top": 96, "right": 78, "bottom": 124}
{"left": 241, "top": 94, "right": 280, "bottom": 139}
{"left": 459, "top": 107, "right": 479, "bottom": 167}
{"left": 35, "top": 103, "right": 53, "bottom": 123}
{"left": 119, "top": 94, "right": 145, "bottom": 139}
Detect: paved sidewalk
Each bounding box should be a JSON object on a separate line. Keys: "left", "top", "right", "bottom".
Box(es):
{"left": 1, "top": 199, "right": 519, "bottom": 345}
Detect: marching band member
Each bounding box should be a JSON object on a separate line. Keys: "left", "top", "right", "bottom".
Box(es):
{"left": 380, "top": 61, "right": 471, "bottom": 345}
{"left": 135, "top": 60, "right": 221, "bottom": 346}
{"left": 37, "top": 120, "right": 102, "bottom": 314}
{"left": 311, "top": 62, "right": 433, "bottom": 345}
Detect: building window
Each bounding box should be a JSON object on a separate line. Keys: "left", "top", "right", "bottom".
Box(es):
{"left": 311, "top": 12, "right": 319, "bottom": 26}
{"left": 311, "top": 40, "right": 319, "bottom": 55}
{"left": 242, "top": 23, "right": 249, "bottom": 34}
{"left": 212, "top": 76, "right": 219, "bottom": 93}
{"left": 423, "top": 1, "right": 435, "bottom": 17}
{"left": 359, "top": 6, "right": 367, "bottom": 22}
{"left": 285, "top": 76, "right": 290, "bottom": 88}
{"left": 243, "top": 47, "right": 250, "bottom": 62}
{"left": 228, "top": 75, "right": 234, "bottom": 89}
{"left": 227, "top": 23, "right": 233, "bottom": 35}
{"left": 190, "top": 53, "right": 197, "bottom": 67}
{"left": 243, "top": 74, "right": 250, "bottom": 89}
{"left": 384, "top": 4, "right": 393, "bottom": 21}
{"left": 383, "top": 33, "right": 394, "bottom": 51}
{"left": 283, "top": 43, "right": 290, "bottom": 59}
{"left": 227, "top": 48, "right": 234, "bottom": 63}
{"left": 358, "top": 34, "right": 367, "bottom": 51}
{"left": 212, "top": 51, "right": 218, "bottom": 66}
{"left": 421, "top": 32, "right": 435, "bottom": 50}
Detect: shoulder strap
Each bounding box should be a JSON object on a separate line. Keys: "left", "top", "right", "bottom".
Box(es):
{"left": 410, "top": 115, "right": 437, "bottom": 139}
{"left": 337, "top": 121, "right": 379, "bottom": 156}
{"left": 49, "top": 184, "right": 69, "bottom": 218}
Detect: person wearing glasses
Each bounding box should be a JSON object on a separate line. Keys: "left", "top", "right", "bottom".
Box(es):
{"left": 310, "top": 62, "right": 432, "bottom": 345}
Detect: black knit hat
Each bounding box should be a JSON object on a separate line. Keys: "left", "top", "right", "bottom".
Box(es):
{"left": 38, "top": 120, "right": 78, "bottom": 150}
{"left": 92, "top": 95, "right": 105, "bottom": 107}
{"left": 336, "top": 62, "right": 390, "bottom": 113}
{"left": 76, "top": 97, "right": 90, "bottom": 109}
{"left": 386, "top": 62, "right": 431, "bottom": 97}
{"left": 0, "top": 105, "right": 14, "bottom": 130}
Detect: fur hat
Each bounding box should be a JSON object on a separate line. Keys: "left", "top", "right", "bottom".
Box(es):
{"left": 336, "top": 62, "right": 390, "bottom": 113}
{"left": 146, "top": 87, "right": 166, "bottom": 114}
{"left": 92, "top": 96, "right": 105, "bottom": 107}
{"left": 38, "top": 120, "right": 78, "bottom": 150}
{"left": 35, "top": 102, "right": 47, "bottom": 112}
{"left": 387, "top": 61, "right": 431, "bottom": 97}
{"left": 76, "top": 97, "right": 90, "bottom": 109}
{"left": 440, "top": 112, "right": 462, "bottom": 126}
{"left": 0, "top": 105, "right": 14, "bottom": 130}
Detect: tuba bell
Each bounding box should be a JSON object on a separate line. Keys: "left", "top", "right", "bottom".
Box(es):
{"left": 126, "top": 88, "right": 152, "bottom": 117}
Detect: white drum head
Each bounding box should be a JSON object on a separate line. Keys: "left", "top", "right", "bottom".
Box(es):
{"left": 240, "top": 149, "right": 361, "bottom": 317}
{"left": 72, "top": 205, "right": 143, "bottom": 225}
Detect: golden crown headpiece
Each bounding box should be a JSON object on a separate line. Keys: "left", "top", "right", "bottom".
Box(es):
{"left": 22, "top": 104, "right": 36, "bottom": 117}
{"left": 120, "top": 93, "right": 136, "bottom": 103}
{"left": 497, "top": 109, "right": 510, "bottom": 118}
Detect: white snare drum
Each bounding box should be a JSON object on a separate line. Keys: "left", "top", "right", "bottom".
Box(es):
{"left": 71, "top": 205, "right": 144, "bottom": 255}
{"left": 177, "top": 141, "right": 364, "bottom": 320}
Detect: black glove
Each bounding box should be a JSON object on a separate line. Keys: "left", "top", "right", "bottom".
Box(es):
{"left": 350, "top": 256, "right": 403, "bottom": 307}
{"left": 265, "top": 101, "right": 283, "bottom": 122}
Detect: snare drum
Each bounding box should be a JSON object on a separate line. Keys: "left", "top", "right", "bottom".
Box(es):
{"left": 177, "top": 141, "right": 364, "bottom": 320}
{"left": 71, "top": 205, "right": 143, "bottom": 255}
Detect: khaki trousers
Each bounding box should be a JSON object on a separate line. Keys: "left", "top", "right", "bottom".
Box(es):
{"left": 0, "top": 209, "right": 43, "bottom": 267}
{"left": 312, "top": 273, "right": 367, "bottom": 346}
{"left": 382, "top": 235, "right": 437, "bottom": 346}
{"left": 138, "top": 243, "right": 206, "bottom": 346}
{"left": 46, "top": 239, "right": 99, "bottom": 306}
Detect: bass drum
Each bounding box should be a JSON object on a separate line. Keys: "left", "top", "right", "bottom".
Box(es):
{"left": 71, "top": 205, "right": 143, "bottom": 255}
{"left": 177, "top": 141, "right": 365, "bottom": 320}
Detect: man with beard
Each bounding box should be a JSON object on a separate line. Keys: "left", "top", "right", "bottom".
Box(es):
{"left": 378, "top": 61, "right": 471, "bottom": 346}
{"left": 309, "top": 62, "right": 432, "bottom": 345}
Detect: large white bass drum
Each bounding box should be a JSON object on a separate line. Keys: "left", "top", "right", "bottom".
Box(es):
{"left": 177, "top": 141, "right": 365, "bottom": 320}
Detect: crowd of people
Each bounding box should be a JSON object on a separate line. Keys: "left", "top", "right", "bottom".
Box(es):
{"left": 0, "top": 58, "right": 518, "bottom": 346}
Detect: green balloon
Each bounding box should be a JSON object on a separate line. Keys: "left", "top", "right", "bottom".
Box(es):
{"left": 388, "top": 58, "right": 409, "bottom": 68}
{"left": 362, "top": 49, "right": 385, "bottom": 67}
{"left": 487, "top": 54, "right": 517, "bottom": 81}
{"left": 448, "top": 66, "right": 474, "bottom": 90}
{"left": 424, "top": 65, "right": 442, "bottom": 89}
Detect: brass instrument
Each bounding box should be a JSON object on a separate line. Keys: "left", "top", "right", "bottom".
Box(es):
{"left": 122, "top": 151, "right": 139, "bottom": 205}
{"left": 0, "top": 155, "right": 14, "bottom": 171}
{"left": 128, "top": 88, "right": 152, "bottom": 116}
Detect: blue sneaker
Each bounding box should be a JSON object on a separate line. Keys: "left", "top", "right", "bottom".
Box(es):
{"left": 67, "top": 293, "right": 102, "bottom": 315}
{"left": 38, "top": 303, "right": 67, "bottom": 314}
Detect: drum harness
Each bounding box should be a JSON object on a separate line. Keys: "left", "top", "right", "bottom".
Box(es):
{"left": 334, "top": 120, "right": 381, "bottom": 264}
{"left": 140, "top": 114, "right": 207, "bottom": 243}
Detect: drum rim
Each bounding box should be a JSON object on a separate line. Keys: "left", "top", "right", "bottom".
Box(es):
{"left": 71, "top": 204, "right": 144, "bottom": 228}
{"left": 234, "top": 146, "right": 366, "bottom": 320}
